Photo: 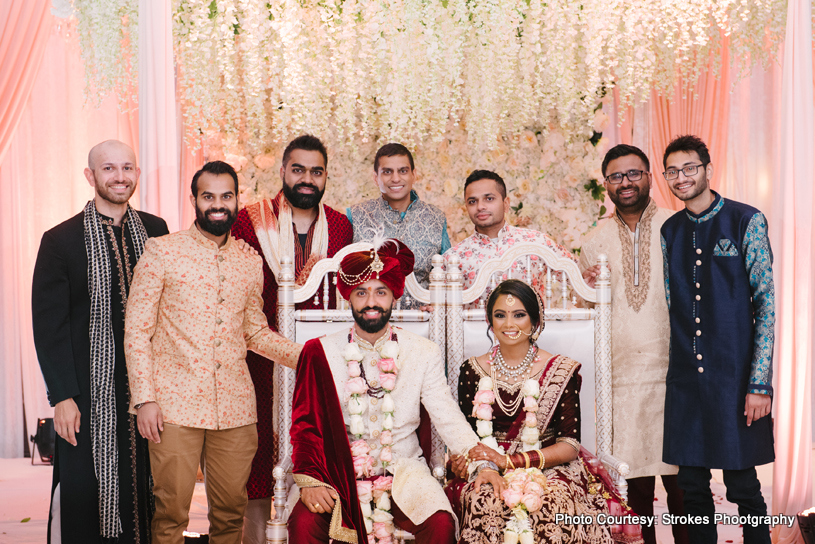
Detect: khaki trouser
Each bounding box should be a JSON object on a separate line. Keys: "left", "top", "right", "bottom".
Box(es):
{"left": 149, "top": 423, "right": 258, "bottom": 544}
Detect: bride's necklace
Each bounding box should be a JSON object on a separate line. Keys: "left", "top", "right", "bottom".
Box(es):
{"left": 493, "top": 344, "right": 537, "bottom": 378}
{"left": 491, "top": 344, "right": 537, "bottom": 415}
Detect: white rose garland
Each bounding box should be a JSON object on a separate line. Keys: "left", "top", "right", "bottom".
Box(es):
{"left": 344, "top": 328, "right": 399, "bottom": 543}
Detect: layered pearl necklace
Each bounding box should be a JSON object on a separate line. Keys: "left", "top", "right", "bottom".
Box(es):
{"left": 493, "top": 342, "right": 537, "bottom": 375}
{"left": 343, "top": 327, "right": 400, "bottom": 542}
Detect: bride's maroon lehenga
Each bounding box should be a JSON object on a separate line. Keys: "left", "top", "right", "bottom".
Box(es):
{"left": 445, "top": 355, "right": 644, "bottom": 544}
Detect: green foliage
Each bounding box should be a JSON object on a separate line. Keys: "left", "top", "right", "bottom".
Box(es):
{"left": 583, "top": 178, "right": 605, "bottom": 202}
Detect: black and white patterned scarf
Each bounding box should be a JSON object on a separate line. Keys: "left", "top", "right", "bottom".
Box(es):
{"left": 83, "top": 200, "right": 149, "bottom": 538}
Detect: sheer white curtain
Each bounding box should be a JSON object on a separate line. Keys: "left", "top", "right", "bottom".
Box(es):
{"left": 771, "top": 0, "right": 814, "bottom": 540}
{"left": 139, "top": 0, "right": 182, "bottom": 232}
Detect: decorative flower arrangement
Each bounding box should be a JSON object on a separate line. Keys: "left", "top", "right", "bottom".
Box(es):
{"left": 501, "top": 468, "right": 548, "bottom": 544}
{"left": 68, "top": 0, "right": 138, "bottom": 106}
{"left": 67, "top": 0, "right": 785, "bottom": 153}
{"left": 344, "top": 331, "right": 399, "bottom": 543}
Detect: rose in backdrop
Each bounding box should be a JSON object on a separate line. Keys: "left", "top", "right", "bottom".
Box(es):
{"left": 209, "top": 122, "right": 606, "bottom": 251}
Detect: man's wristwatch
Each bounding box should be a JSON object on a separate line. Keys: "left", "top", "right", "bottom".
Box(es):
{"left": 134, "top": 402, "right": 150, "bottom": 410}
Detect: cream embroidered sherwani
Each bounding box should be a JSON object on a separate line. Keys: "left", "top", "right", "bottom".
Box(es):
{"left": 320, "top": 327, "right": 480, "bottom": 524}
{"left": 579, "top": 200, "right": 677, "bottom": 479}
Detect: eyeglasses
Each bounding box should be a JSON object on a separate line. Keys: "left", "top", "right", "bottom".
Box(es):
{"left": 663, "top": 163, "right": 708, "bottom": 181}
{"left": 605, "top": 170, "right": 647, "bottom": 184}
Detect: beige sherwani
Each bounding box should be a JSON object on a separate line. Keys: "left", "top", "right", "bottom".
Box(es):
{"left": 579, "top": 200, "right": 678, "bottom": 479}
{"left": 321, "top": 327, "right": 480, "bottom": 524}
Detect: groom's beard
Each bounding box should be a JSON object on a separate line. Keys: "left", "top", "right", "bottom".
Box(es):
{"left": 352, "top": 305, "right": 392, "bottom": 334}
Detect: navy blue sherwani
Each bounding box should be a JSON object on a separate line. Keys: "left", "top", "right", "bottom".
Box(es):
{"left": 660, "top": 191, "right": 775, "bottom": 470}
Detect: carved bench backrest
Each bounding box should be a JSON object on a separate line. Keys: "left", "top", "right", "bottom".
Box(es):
{"left": 444, "top": 245, "right": 612, "bottom": 455}
{"left": 276, "top": 245, "right": 447, "bottom": 465}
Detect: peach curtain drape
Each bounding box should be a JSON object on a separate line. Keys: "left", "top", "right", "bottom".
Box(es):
{"left": 646, "top": 45, "right": 732, "bottom": 210}
{"left": 771, "top": 0, "right": 814, "bottom": 541}
{"left": 0, "top": 19, "right": 141, "bottom": 457}
{"left": 0, "top": 0, "right": 52, "bottom": 166}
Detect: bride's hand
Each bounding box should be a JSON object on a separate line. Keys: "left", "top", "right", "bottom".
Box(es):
{"left": 468, "top": 443, "right": 504, "bottom": 468}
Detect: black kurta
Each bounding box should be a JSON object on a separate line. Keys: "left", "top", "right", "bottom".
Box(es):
{"left": 32, "top": 208, "right": 168, "bottom": 544}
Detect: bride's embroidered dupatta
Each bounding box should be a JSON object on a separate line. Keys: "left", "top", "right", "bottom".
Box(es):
{"left": 446, "top": 354, "right": 644, "bottom": 544}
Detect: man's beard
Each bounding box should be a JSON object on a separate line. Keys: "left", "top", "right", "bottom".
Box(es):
{"left": 196, "top": 206, "right": 237, "bottom": 236}
{"left": 352, "top": 305, "right": 392, "bottom": 334}
{"left": 608, "top": 186, "right": 649, "bottom": 213}
{"left": 283, "top": 178, "right": 325, "bottom": 210}
{"left": 672, "top": 177, "right": 709, "bottom": 202}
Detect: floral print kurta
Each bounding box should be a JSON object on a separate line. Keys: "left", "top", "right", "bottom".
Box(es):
{"left": 444, "top": 223, "right": 576, "bottom": 293}
{"left": 125, "top": 224, "right": 301, "bottom": 430}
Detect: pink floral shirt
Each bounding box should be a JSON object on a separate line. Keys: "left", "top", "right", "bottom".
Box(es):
{"left": 125, "top": 224, "right": 301, "bottom": 430}
{"left": 443, "top": 223, "right": 577, "bottom": 292}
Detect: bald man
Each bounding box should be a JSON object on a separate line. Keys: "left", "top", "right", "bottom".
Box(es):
{"left": 32, "top": 140, "right": 169, "bottom": 544}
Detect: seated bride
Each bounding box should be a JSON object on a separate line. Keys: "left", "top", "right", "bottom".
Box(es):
{"left": 445, "top": 279, "right": 644, "bottom": 544}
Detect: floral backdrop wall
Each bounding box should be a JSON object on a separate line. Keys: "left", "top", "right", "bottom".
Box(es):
{"left": 68, "top": 0, "right": 786, "bottom": 151}
{"left": 63, "top": 0, "right": 787, "bottom": 248}
{"left": 206, "top": 111, "right": 611, "bottom": 250}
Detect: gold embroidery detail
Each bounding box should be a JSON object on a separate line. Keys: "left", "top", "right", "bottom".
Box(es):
{"left": 615, "top": 199, "right": 657, "bottom": 312}
{"left": 468, "top": 355, "right": 580, "bottom": 455}
{"left": 293, "top": 474, "right": 358, "bottom": 543}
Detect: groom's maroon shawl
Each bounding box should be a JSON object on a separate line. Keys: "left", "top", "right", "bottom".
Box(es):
{"left": 291, "top": 338, "right": 366, "bottom": 543}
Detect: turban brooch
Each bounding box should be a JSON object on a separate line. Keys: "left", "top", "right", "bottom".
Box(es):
{"left": 337, "top": 239, "right": 415, "bottom": 300}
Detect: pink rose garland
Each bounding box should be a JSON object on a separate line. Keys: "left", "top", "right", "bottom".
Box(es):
{"left": 344, "top": 329, "right": 399, "bottom": 543}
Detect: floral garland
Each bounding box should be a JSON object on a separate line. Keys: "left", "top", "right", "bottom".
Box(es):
{"left": 473, "top": 368, "right": 542, "bottom": 454}
{"left": 343, "top": 329, "right": 401, "bottom": 544}
{"left": 473, "top": 358, "right": 544, "bottom": 543}
{"left": 501, "top": 468, "right": 548, "bottom": 544}
{"left": 67, "top": 0, "right": 785, "bottom": 150}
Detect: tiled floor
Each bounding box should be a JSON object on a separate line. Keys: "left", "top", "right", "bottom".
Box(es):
{"left": 0, "top": 455, "right": 806, "bottom": 543}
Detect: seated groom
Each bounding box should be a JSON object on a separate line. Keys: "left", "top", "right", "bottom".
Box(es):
{"left": 444, "top": 170, "right": 576, "bottom": 293}
{"left": 288, "top": 240, "right": 503, "bottom": 543}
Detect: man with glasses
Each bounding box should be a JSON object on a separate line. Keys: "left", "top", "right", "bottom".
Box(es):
{"left": 580, "top": 145, "right": 688, "bottom": 544}
{"left": 660, "top": 135, "right": 774, "bottom": 544}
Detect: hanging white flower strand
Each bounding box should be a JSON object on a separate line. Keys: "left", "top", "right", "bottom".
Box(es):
{"left": 75, "top": 0, "right": 785, "bottom": 149}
